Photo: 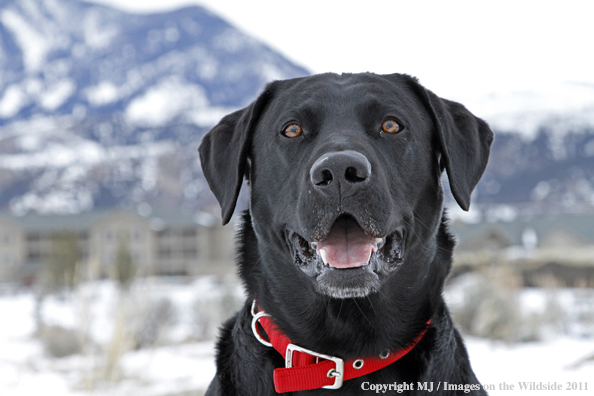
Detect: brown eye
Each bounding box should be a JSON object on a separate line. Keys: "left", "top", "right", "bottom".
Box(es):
{"left": 283, "top": 123, "right": 302, "bottom": 138}
{"left": 381, "top": 119, "right": 401, "bottom": 134}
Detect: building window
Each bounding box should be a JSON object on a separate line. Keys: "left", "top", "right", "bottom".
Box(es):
{"left": 158, "top": 247, "right": 171, "bottom": 259}
{"left": 183, "top": 248, "right": 197, "bottom": 259}
{"left": 182, "top": 229, "right": 196, "bottom": 238}
{"left": 157, "top": 229, "right": 171, "bottom": 238}
{"left": 133, "top": 229, "right": 143, "bottom": 241}
{"left": 102, "top": 252, "right": 116, "bottom": 265}
{"left": 27, "top": 232, "right": 41, "bottom": 243}
{"left": 27, "top": 250, "right": 41, "bottom": 261}
{"left": 133, "top": 251, "right": 143, "bottom": 263}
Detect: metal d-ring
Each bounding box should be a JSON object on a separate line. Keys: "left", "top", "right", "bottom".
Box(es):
{"left": 251, "top": 300, "right": 273, "bottom": 347}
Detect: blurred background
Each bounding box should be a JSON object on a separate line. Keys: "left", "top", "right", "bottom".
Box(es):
{"left": 0, "top": 0, "right": 593, "bottom": 394}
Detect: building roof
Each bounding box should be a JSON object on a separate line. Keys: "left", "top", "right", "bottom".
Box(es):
{"left": 0, "top": 208, "right": 219, "bottom": 233}
{"left": 451, "top": 212, "right": 594, "bottom": 249}
{"left": 4, "top": 210, "right": 110, "bottom": 232}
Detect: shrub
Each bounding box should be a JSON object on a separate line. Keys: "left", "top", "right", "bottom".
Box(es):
{"left": 133, "top": 297, "right": 177, "bottom": 348}
{"left": 40, "top": 325, "right": 83, "bottom": 358}
{"left": 191, "top": 278, "right": 244, "bottom": 340}
{"left": 447, "top": 273, "right": 524, "bottom": 342}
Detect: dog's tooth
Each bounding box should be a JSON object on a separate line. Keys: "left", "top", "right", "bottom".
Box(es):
{"left": 319, "top": 248, "right": 329, "bottom": 266}
{"left": 375, "top": 237, "right": 385, "bottom": 251}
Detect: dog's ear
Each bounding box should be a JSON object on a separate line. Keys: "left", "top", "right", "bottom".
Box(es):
{"left": 405, "top": 76, "right": 494, "bottom": 211}
{"left": 199, "top": 88, "right": 273, "bottom": 224}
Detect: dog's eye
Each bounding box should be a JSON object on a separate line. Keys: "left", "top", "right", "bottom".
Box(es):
{"left": 381, "top": 119, "right": 401, "bottom": 134}
{"left": 282, "top": 123, "right": 302, "bottom": 138}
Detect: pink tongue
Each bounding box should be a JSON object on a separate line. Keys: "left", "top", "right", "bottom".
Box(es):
{"left": 316, "top": 216, "right": 376, "bottom": 269}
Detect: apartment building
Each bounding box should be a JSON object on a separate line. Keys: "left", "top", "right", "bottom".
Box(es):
{"left": 0, "top": 209, "right": 235, "bottom": 283}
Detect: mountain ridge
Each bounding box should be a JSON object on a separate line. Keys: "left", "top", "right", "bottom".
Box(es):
{"left": 0, "top": 0, "right": 308, "bottom": 215}
{"left": 0, "top": 0, "right": 593, "bottom": 219}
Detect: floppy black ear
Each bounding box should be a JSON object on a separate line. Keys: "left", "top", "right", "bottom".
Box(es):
{"left": 406, "top": 77, "right": 494, "bottom": 211}
{"left": 199, "top": 89, "right": 273, "bottom": 224}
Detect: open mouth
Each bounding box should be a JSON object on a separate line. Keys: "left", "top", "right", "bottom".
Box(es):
{"left": 289, "top": 214, "right": 404, "bottom": 298}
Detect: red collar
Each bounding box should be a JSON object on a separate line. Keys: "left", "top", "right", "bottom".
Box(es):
{"left": 251, "top": 301, "right": 430, "bottom": 393}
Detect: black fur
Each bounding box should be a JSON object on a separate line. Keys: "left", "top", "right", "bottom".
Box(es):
{"left": 199, "top": 73, "right": 494, "bottom": 395}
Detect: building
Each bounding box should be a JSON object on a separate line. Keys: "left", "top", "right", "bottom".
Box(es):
{"left": 450, "top": 212, "right": 594, "bottom": 287}
{"left": 0, "top": 209, "right": 236, "bottom": 283}
{"left": 452, "top": 213, "right": 594, "bottom": 261}
{"left": 0, "top": 214, "right": 25, "bottom": 282}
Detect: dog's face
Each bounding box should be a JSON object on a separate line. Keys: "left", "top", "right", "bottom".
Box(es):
{"left": 200, "top": 73, "right": 492, "bottom": 300}
{"left": 248, "top": 74, "right": 445, "bottom": 298}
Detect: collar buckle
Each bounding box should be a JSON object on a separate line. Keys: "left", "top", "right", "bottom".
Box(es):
{"left": 285, "top": 343, "right": 344, "bottom": 389}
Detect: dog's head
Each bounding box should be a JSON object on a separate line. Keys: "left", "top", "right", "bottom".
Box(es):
{"left": 199, "top": 73, "right": 493, "bottom": 299}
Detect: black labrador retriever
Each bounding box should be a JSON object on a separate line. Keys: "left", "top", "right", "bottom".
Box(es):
{"left": 199, "top": 73, "right": 493, "bottom": 395}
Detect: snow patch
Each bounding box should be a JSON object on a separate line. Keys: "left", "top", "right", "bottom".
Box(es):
{"left": 465, "top": 82, "right": 594, "bottom": 139}
{"left": 16, "top": 134, "right": 43, "bottom": 152}
{"left": 125, "top": 77, "right": 209, "bottom": 127}
{"left": 531, "top": 181, "right": 552, "bottom": 201}
{"left": 189, "top": 106, "right": 237, "bottom": 128}
{"left": 0, "top": 79, "right": 75, "bottom": 116}
{"left": 447, "top": 203, "right": 483, "bottom": 224}
{"left": 260, "top": 63, "right": 285, "bottom": 82}
{"left": 0, "top": 84, "right": 28, "bottom": 118}
{"left": 83, "top": 9, "right": 118, "bottom": 49}
{"left": 0, "top": 139, "right": 104, "bottom": 170}
{"left": 214, "top": 28, "right": 251, "bottom": 52}
{"left": 85, "top": 81, "right": 120, "bottom": 106}
{"left": 193, "top": 49, "right": 218, "bottom": 80}
{"left": 11, "top": 188, "right": 94, "bottom": 215}
{"left": 39, "top": 79, "right": 75, "bottom": 111}
{"left": 0, "top": 9, "right": 50, "bottom": 72}
{"left": 164, "top": 27, "right": 180, "bottom": 42}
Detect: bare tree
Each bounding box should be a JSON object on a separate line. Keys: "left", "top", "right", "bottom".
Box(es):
{"left": 114, "top": 237, "right": 136, "bottom": 289}
{"left": 46, "top": 232, "right": 81, "bottom": 292}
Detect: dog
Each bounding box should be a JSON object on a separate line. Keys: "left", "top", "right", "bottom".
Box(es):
{"left": 199, "top": 73, "right": 493, "bottom": 395}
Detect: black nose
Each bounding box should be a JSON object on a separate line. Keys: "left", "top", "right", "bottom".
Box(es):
{"left": 310, "top": 150, "right": 371, "bottom": 196}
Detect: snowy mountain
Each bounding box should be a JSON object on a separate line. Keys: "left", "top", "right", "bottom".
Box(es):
{"left": 0, "top": 0, "right": 308, "bottom": 214}
{"left": 464, "top": 81, "right": 594, "bottom": 216}
{"left": 465, "top": 82, "right": 594, "bottom": 140}
{"left": 475, "top": 125, "right": 594, "bottom": 216}
{"left": 0, "top": 0, "right": 593, "bottom": 218}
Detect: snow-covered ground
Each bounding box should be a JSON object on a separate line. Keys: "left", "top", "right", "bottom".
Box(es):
{"left": 0, "top": 278, "right": 592, "bottom": 395}
{"left": 0, "top": 277, "right": 234, "bottom": 396}
{"left": 469, "top": 337, "right": 593, "bottom": 395}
